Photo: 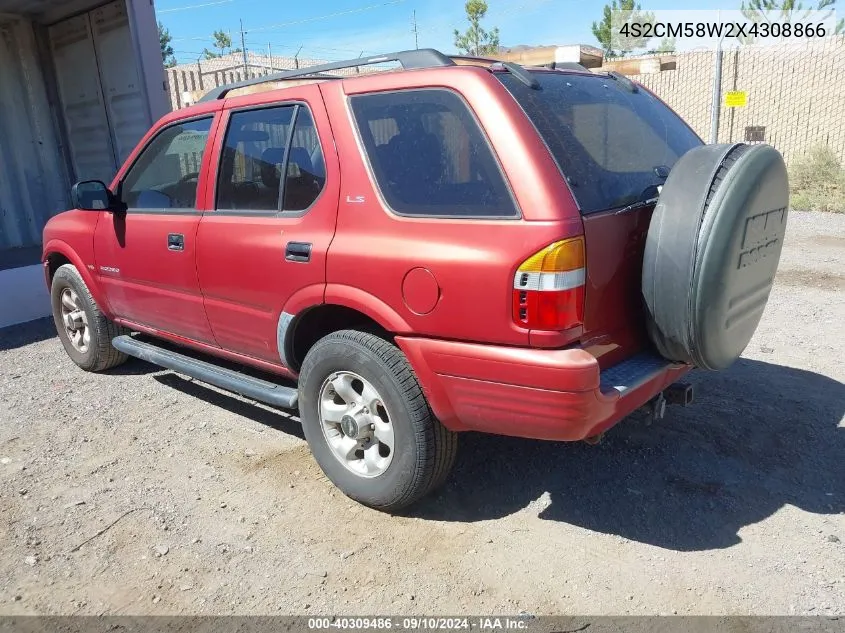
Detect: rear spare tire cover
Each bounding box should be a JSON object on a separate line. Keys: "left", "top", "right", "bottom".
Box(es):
{"left": 642, "top": 143, "right": 789, "bottom": 370}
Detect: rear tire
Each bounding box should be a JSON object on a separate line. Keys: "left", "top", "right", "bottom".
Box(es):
{"left": 51, "top": 264, "right": 129, "bottom": 372}
{"left": 298, "top": 330, "right": 457, "bottom": 511}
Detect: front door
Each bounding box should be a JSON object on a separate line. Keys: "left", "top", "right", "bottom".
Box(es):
{"left": 196, "top": 86, "right": 339, "bottom": 363}
{"left": 93, "top": 115, "right": 218, "bottom": 345}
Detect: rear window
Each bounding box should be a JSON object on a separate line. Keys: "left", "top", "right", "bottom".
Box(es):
{"left": 499, "top": 72, "right": 702, "bottom": 214}
{"left": 350, "top": 89, "right": 518, "bottom": 218}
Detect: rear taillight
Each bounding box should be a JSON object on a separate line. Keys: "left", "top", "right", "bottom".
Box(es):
{"left": 512, "top": 236, "right": 586, "bottom": 330}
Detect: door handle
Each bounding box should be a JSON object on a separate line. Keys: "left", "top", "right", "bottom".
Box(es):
{"left": 285, "top": 241, "right": 312, "bottom": 263}
{"left": 167, "top": 233, "right": 185, "bottom": 251}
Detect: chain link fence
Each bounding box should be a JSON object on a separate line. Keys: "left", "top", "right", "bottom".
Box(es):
{"left": 627, "top": 34, "right": 845, "bottom": 167}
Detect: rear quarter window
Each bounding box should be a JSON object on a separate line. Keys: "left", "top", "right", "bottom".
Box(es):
{"left": 349, "top": 89, "right": 518, "bottom": 218}
{"left": 499, "top": 72, "right": 703, "bottom": 214}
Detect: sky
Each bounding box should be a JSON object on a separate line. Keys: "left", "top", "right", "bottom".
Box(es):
{"left": 157, "top": 0, "right": 748, "bottom": 65}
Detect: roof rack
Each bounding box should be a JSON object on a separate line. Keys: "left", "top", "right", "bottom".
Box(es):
{"left": 199, "top": 48, "right": 455, "bottom": 102}
{"left": 534, "top": 61, "right": 591, "bottom": 72}
{"left": 447, "top": 54, "right": 539, "bottom": 89}
{"left": 449, "top": 54, "right": 502, "bottom": 65}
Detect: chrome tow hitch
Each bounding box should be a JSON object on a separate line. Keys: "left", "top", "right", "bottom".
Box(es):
{"left": 644, "top": 392, "right": 667, "bottom": 426}
{"left": 665, "top": 382, "right": 695, "bottom": 406}
{"left": 642, "top": 382, "right": 695, "bottom": 425}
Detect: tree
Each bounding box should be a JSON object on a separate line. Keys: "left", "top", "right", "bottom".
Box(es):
{"left": 741, "top": 0, "right": 843, "bottom": 35}
{"left": 647, "top": 37, "right": 676, "bottom": 54}
{"left": 592, "top": 0, "right": 655, "bottom": 58}
{"left": 158, "top": 21, "right": 176, "bottom": 68}
{"left": 453, "top": 0, "right": 500, "bottom": 56}
{"left": 213, "top": 29, "right": 233, "bottom": 55}
{"left": 202, "top": 29, "right": 241, "bottom": 59}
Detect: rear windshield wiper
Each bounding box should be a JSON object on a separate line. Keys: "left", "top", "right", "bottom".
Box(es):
{"left": 614, "top": 197, "right": 658, "bottom": 215}
{"left": 613, "top": 185, "right": 662, "bottom": 214}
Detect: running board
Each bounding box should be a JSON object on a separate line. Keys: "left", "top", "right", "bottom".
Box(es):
{"left": 112, "top": 335, "right": 298, "bottom": 409}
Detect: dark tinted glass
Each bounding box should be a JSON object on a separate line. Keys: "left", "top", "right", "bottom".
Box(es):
{"left": 350, "top": 89, "right": 517, "bottom": 218}
{"left": 122, "top": 117, "right": 212, "bottom": 209}
{"left": 283, "top": 108, "right": 326, "bottom": 212}
{"left": 499, "top": 72, "right": 703, "bottom": 214}
{"left": 217, "top": 106, "right": 295, "bottom": 211}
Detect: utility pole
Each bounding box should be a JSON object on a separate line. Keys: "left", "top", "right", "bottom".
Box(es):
{"left": 294, "top": 45, "right": 303, "bottom": 69}
{"left": 196, "top": 53, "right": 204, "bottom": 90}
{"left": 412, "top": 10, "right": 419, "bottom": 49}
{"left": 240, "top": 19, "right": 248, "bottom": 77}
{"left": 267, "top": 42, "right": 273, "bottom": 74}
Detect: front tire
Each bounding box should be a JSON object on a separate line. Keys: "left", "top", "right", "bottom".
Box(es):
{"left": 298, "top": 330, "right": 457, "bottom": 511}
{"left": 51, "top": 264, "right": 128, "bottom": 372}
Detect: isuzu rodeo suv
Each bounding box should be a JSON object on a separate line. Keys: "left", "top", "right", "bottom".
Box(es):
{"left": 42, "top": 49, "right": 789, "bottom": 509}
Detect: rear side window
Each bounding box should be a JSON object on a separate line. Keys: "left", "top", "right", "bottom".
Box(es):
{"left": 499, "top": 72, "right": 703, "bottom": 214}
{"left": 350, "top": 89, "right": 517, "bottom": 218}
{"left": 217, "top": 105, "right": 326, "bottom": 213}
{"left": 284, "top": 108, "right": 326, "bottom": 211}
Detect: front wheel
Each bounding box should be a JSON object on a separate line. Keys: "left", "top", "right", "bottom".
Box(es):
{"left": 298, "top": 330, "right": 457, "bottom": 511}
{"left": 50, "top": 264, "right": 128, "bottom": 372}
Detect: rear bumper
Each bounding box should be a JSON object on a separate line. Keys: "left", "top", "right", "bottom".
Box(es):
{"left": 396, "top": 336, "right": 692, "bottom": 441}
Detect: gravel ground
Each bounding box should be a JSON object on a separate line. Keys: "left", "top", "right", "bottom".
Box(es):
{"left": 0, "top": 211, "right": 843, "bottom": 616}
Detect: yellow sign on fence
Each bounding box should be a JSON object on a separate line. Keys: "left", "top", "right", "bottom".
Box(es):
{"left": 725, "top": 91, "right": 748, "bottom": 108}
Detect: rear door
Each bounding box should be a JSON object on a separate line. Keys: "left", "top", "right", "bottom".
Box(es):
{"left": 497, "top": 71, "right": 703, "bottom": 366}
{"left": 93, "top": 114, "right": 219, "bottom": 344}
{"left": 195, "top": 85, "right": 339, "bottom": 363}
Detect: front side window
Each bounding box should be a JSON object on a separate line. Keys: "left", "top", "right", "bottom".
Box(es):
{"left": 350, "top": 89, "right": 517, "bottom": 218}
{"left": 217, "top": 105, "right": 326, "bottom": 213}
{"left": 121, "top": 117, "right": 213, "bottom": 209}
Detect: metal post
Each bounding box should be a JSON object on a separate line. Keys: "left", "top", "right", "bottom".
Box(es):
{"left": 196, "top": 55, "right": 204, "bottom": 90}
{"left": 412, "top": 10, "right": 419, "bottom": 49}
{"left": 709, "top": 10, "right": 726, "bottom": 144}
{"left": 709, "top": 46, "right": 724, "bottom": 144}
{"left": 240, "top": 19, "right": 248, "bottom": 77}
{"left": 268, "top": 42, "right": 272, "bottom": 74}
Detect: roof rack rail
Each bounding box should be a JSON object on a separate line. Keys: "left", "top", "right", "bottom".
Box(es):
{"left": 449, "top": 54, "right": 540, "bottom": 89}
{"left": 449, "top": 54, "right": 502, "bottom": 65}
{"left": 199, "top": 48, "right": 455, "bottom": 102}
{"left": 494, "top": 61, "right": 540, "bottom": 89}
{"left": 604, "top": 70, "right": 639, "bottom": 93}
{"left": 535, "top": 61, "right": 591, "bottom": 72}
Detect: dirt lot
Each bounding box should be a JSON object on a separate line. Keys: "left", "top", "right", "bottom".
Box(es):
{"left": 0, "top": 211, "right": 843, "bottom": 616}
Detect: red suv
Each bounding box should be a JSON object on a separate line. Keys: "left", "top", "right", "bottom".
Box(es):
{"left": 42, "top": 49, "right": 789, "bottom": 509}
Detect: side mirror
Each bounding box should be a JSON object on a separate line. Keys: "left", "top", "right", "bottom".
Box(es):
{"left": 70, "top": 180, "right": 122, "bottom": 213}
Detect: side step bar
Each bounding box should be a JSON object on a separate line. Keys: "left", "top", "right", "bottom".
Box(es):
{"left": 112, "top": 335, "right": 298, "bottom": 409}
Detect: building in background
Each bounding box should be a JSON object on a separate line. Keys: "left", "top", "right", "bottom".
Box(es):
{"left": 0, "top": 0, "right": 168, "bottom": 328}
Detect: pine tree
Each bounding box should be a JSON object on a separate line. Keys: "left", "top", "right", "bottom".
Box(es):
{"left": 453, "top": 0, "right": 500, "bottom": 56}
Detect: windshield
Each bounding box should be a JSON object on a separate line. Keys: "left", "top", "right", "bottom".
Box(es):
{"left": 498, "top": 71, "right": 703, "bottom": 214}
